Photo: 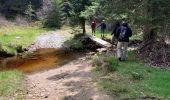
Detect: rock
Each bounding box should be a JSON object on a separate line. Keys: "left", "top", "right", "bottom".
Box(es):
{"left": 45, "top": 95, "right": 48, "bottom": 98}
{"left": 86, "top": 52, "right": 96, "bottom": 55}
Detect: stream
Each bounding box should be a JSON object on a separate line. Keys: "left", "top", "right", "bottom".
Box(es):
{"left": 0, "top": 48, "right": 75, "bottom": 73}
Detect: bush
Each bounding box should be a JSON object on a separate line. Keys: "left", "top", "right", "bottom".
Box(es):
{"left": 107, "top": 56, "right": 119, "bottom": 72}
{"left": 93, "top": 54, "right": 119, "bottom": 74}
{"left": 130, "top": 72, "right": 144, "bottom": 80}
{"left": 64, "top": 28, "right": 102, "bottom": 50}
{"left": 64, "top": 38, "right": 84, "bottom": 50}
{"left": 43, "top": 0, "right": 61, "bottom": 28}
{"left": 64, "top": 31, "right": 85, "bottom": 50}
{"left": 0, "top": 70, "right": 25, "bottom": 99}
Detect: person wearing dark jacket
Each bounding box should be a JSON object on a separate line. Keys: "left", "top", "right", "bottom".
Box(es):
{"left": 111, "top": 21, "right": 121, "bottom": 45}
{"left": 97, "top": 20, "right": 107, "bottom": 38}
{"left": 116, "top": 22, "right": 132, "bottom": 61}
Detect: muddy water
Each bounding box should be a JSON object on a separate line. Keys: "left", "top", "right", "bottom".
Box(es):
{"left": 0, "top": 48, "right": 75, "bottom": 73}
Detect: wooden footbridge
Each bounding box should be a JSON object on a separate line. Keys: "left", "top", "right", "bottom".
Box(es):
{"left": 89, "top": 36, "right": 112, "bottom": 48}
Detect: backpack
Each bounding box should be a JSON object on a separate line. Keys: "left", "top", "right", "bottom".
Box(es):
{"left": 119, "top": 26, "right": 128, "bottom": 40}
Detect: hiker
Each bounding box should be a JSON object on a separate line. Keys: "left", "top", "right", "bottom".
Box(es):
{"left": 97, "top": 20, "right": 107, "bottom": 38}
{"left": 111, "top": 21, "right": 121, "bottom": 45}
{"left": 115, "top": 22, "right": 132, "bottom": 61}
{"left": 91, "top": 20, "right": 96, "bottom": 36}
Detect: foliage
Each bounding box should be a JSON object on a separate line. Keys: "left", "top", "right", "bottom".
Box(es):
{"left": 80, "top": 1, "right": 99, "bottom": 19}
{"left": 93, "top": 53, "right": 119, "bottom": 74}
{"left": 130, "top": 72, "right": 144, "bottom": 80}
{"left": 60, "top": 0, "right": 72, "bottom": 24}
{"left": 93, "top": 51, "right": 170, "bottom": 99}
{"left": 107, "top": 57, "right": 119, "bottom": 72}
{"left": 64, "top": 38, "right": 84, "bottom": 50}
{"left": 24, "top": 2, "right": 36, "bottom": 20}
{"left": 64, "top": 32, "right": 84, "bottom": 50}
{"left": 0, "top": 0, "right": 42, "bottom": 18}
{"left": 68, "top": 0, "right": 93, "bottom": 33}
{"left": 43, "top": 0, "right": 62, "bottom": 28}
{"left": 0, "top": 70, "right": 25, "bottom": 99}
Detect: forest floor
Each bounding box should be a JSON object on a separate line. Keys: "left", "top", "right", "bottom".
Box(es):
{"left": 25, "top": 29, "right": 112, "bottom": 100}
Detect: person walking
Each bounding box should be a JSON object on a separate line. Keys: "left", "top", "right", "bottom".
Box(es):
{"left": 91, "top": 20, "right": 96, "bottom": 36}
{"left": 115, "top": 22, "right": 132, "bottom": 61}
{"left": 111, "top": 21, "right": 121, "bottom": 45}
{"left": 97, "top": 20, "right": 107, "bottom": 38}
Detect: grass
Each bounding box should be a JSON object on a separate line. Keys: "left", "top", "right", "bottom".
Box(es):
{"left": 88, "top": 29, "right": 112, "bottom": 38}
{"left": 130, "top": 33, "right": 143, "bottom": 40}
{"left": 0, "top": 25, "right": 48, "bottom": 54}
{"left": 92, "top": 51, "right": 170, "bottom": 99}
{"left": 0, "top": 70, "right": 25, "bottom": 99}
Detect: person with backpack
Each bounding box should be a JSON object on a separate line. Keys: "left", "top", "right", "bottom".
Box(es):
{"left": 111, "top": 21, "right": 121, "bottom": 45}
{"left": 97, "top": 20, "right": 107, "bottom": 38}
{"left": 115, "top": 22, "right": 132, "bottom": 61}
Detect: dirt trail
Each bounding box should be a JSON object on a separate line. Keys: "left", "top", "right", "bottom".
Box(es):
{"left": 25, "top": 30, "right": 112, "bottom": 100}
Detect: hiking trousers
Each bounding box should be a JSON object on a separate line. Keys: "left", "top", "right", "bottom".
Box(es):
{"left": 117, "top": 42, "right": 128, "bottom": 60}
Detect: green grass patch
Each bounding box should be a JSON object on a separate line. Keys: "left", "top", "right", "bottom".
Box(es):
{"left": 0, "top": 25, "right": 47, "bottom": 54}
{"left": 88, "top": 29, "right": 112, "bottom": 39}
{"left": 0, "top": 70, "right": 25, "bottom": 99}
{"left": 130, "top": 33, "right": 143, "bottom": 40}
{"left": 92, "top": 52, "right": 170, "bottom": 99}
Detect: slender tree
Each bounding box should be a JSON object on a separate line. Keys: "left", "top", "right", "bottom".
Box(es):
{"left": 69, "top": 0, "right": 92, "bottom": 34}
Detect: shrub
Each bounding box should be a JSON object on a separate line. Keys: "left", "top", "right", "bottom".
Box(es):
{"left": 64, "top": 38, "right": 84, "bottom": 50}
{"left": 93, "top": 54, "right": 119, "bottom": 74}
{"left": 106, "top": 56, "right": 119, "bottom": 72}
{"left": 64, "top": 28, "right": 101, "bottom": 50}
{"left": 64, "top": 32, "right": 85, "bottom": 50}
{"left": 0, "top": 70, "right": 25, "bottom": 99}
{"left": 130, "top": 72, "right": 144, "bottom": 80}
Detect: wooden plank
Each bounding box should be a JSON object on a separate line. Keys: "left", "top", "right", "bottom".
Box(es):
{"left": 89, "top": 36, "right": 112, "bottom": 48}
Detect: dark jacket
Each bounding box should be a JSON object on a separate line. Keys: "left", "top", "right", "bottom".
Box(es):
{"left": 115, "top": 23, "right": 132, "bottom": 42}
{"left": 112, "top": 22, "right": 120, "bottom": 36}
{"left": 98, "top": 22, "right": 106, "bottom": 30}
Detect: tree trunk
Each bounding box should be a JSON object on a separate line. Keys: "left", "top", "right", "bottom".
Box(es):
{"left": 143, "top": 24, "right": 152, "bottom": 42}
{"left": 82, "top": 18, "right": 86, "bottom": 34}
{"left": 143, "top": 28, "right": 157, "bottom": 43}
{"left": 142, "top": 0, "right": 156, "bottom": 44}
